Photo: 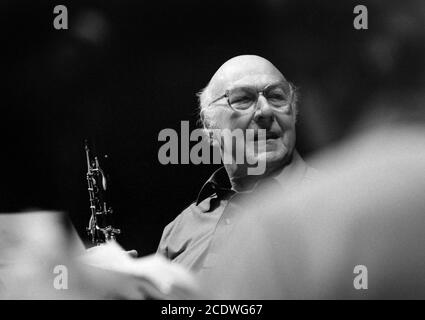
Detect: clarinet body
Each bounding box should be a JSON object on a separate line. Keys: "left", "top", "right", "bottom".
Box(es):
{"left": 85, "top": 141, "right": 121, "bottom": 245}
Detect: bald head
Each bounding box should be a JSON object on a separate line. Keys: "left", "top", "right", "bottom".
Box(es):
{"left": 198, "top": 55, "right": 295, "bottom": 129}
{"left": 208, "top": 55, "right": 286, "bottom": 104}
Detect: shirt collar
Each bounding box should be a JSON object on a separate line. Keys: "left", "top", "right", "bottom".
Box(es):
{"left": 195, "top": 150, "right": 308, "bottom": 206}
{"left": 196, "top": 167, "right": 232, "bottom": 206}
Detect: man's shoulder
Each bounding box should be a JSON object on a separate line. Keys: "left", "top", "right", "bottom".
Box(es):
{"left": 161, "top": 202, "right": 198, "bottom": 234}
{"left": 157, "top": 202, "right": 197, "bottom": 255}
{"left": 159, "top": 198, "right": 212, "bottom": 240}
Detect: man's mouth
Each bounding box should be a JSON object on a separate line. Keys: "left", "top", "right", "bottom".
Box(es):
{"left": 266, "top": 132, "right": 280, "bottom": 140}
{"left": 253, "top": 131, "right": 280, "bottom": 141}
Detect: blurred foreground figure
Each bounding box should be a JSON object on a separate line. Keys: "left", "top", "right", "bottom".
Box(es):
{"left": 0, "top": 211, "right": 198, "bottom": 299}
{"left": 199, "top": 108, "right": 425, "bottom": 299}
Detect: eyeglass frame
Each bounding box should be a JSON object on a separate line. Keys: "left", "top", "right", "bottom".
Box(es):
{"left": 207, "top": 82, "right": 294, "bottom": 112}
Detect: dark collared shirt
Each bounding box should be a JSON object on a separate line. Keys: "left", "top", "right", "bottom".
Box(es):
{"left": 157, "top": 151, "right": 319, "bottom": 272}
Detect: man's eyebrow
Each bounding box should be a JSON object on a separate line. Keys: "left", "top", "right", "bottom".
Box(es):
{"left": 228, "top": 81, "right": 289, "bottom": 91}
{"left": 266, "top": 82, "right": 289, "bottom": 89}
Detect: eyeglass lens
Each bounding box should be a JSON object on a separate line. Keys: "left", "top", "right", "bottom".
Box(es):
{"left": 228, "top": 85, "right": 291, "bottom": 110}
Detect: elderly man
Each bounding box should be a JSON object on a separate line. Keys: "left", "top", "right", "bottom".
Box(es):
{"left": 157, "top": 55, "right": 319, "bottom": 272}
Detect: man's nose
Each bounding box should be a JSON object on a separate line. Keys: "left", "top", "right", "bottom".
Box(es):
{"left": 253, "top": 94, "right": 274, "bottom": 123}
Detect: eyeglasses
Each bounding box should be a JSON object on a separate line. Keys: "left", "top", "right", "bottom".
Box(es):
{"left": 208, "top": 83, "right": 293, "bottom": 112}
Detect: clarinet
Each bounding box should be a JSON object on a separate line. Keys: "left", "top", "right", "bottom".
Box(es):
{"left": 85, "top": 140, "right": 121, "bottom": 245}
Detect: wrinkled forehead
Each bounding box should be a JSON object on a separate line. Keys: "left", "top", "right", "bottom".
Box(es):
{"left": 209, "top": 59, "right": 287, "bottom": 98}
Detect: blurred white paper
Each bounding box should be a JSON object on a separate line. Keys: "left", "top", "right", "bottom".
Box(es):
{"left": 0, "top": 211, "right": 198, "bottom": 299}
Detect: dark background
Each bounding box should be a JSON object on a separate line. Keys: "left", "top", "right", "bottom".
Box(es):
{"left": 1, "top": 0, "right": 424, "bottom": 255}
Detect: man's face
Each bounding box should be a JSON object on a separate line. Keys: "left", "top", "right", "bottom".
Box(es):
{"left": 208, "top": 56, "right": 296, "bottom": 175}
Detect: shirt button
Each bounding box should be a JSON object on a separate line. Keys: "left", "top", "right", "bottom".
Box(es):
{"left": 225, "top": 218, "right": 231, "bottom": 225}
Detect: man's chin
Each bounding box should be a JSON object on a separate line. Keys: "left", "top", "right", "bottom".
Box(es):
{"left": 245, "top": 144, "right": 290, "bottom": 168}
{"left": 264, "top": 154, "right": 285, "bottom": 168}
{"left": 247, "top": 150, "right": 286, "bottom": 170}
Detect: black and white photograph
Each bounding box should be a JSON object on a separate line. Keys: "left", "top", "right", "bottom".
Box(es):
{"left": 1, "top": 0, "right": 425, "bottom": 308}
